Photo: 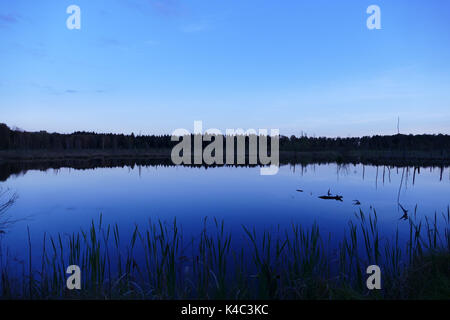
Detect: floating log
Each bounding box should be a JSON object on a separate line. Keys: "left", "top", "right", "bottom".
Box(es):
{"left": 319, "top": 195, "right": 343, "bottom": 202}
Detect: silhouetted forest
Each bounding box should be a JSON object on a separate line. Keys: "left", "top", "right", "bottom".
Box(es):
{"left": 1, "top": 123, "right": 450, "bottom": 153}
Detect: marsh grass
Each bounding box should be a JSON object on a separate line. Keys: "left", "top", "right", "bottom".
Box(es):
{"left": 0, "top": 188, "right": 18, "bottom": 233}
{"left": 0, "top": 208, "right": 449, "bottom": 300}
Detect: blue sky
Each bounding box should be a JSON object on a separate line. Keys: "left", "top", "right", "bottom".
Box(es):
{"left": 1, "top": 0, "right": 450, "bottom": 136}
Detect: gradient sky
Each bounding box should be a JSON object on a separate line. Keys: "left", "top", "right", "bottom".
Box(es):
{"left": 1, "top": 0, "right": 450, "bottom": 137}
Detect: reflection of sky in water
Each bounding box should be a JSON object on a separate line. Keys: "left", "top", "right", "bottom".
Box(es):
{"left": 1, "top": 164, "right": 449, "bottom": 263}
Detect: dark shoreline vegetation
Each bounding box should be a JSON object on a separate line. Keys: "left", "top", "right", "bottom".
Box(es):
{"left": 1, "top": 123, "right": 450, "bottom": 166}
{"left": 0, "top": 207, "right": 449, "bottom": 300}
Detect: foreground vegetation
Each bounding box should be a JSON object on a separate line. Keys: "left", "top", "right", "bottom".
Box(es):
{"left": 0, "top": 207, "right": 449, "bottom": 300}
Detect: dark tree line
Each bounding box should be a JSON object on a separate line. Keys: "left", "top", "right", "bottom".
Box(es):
{"left": 0, "top": 123, "right": 173, "bottom": 151}
{"left": 279, "top": 134, "right": 450, "bottom": 152}
{"left": 1, "top": 123, "right": 449, "bottom": 153}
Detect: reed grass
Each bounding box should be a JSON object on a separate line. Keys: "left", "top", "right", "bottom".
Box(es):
{"left": 0, "top": 207, "right": 449, "bottom": 300}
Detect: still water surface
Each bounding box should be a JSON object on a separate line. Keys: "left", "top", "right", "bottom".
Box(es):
{"left": 1, "top": 163, "right": 449, "bottom": 262}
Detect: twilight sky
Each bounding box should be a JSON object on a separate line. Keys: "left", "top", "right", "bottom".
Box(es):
{"left": 1, "top": 0, "right": 450, "bottom": 137}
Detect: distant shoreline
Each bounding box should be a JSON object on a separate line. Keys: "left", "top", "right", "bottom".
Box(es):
{"left": 1, "top": 123, "right": 450, "bottom": 167}
{"left": 0, "top": 149, "right": 173, "bottom": 161}
{"left": 1, "top": 149, "right": 449, "bottom": 166}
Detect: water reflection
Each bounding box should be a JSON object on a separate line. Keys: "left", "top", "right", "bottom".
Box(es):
{"left": 0, "top": 160, "right": 448, "bottom": 266}
{"left": 1, "top": 158, "right": 449, "bottom": 182}
{"left": 0, "top": 188, "right": 18, "bottom": 233}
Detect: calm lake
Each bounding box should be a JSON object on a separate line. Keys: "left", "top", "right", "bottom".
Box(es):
{"left": 1, "top": 162, "right": 449, "bottom": 264}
